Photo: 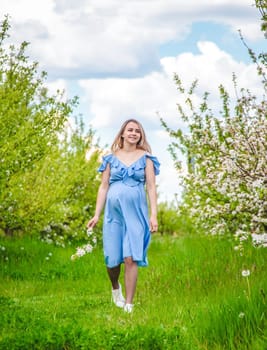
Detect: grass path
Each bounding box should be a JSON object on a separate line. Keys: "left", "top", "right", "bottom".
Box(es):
{"left": 0, "top": 234, "right": 267, "bottom": 349}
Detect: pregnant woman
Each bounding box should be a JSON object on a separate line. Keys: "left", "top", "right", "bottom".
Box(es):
{"left": 87, "top": 119, "right": 160, "bottom": 313}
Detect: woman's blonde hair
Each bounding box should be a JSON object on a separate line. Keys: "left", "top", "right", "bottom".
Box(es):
{"left": 111, "top": 119, "right": 152, "bottom": 153}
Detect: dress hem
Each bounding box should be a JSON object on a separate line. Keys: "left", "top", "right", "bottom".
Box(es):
{"left": 105, "top": 256, "right": 149, "bottom": 268}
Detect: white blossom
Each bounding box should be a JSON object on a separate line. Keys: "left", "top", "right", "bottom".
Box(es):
{"left": 76, "top": 248, "right": 86, "bottom": 257}
{"left": 70, "top": 229, "right": 97, "bottom": 260}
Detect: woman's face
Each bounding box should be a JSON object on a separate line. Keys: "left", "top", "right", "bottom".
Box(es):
{"left": 122, "top": 121, "right": 142, "bottom": 145}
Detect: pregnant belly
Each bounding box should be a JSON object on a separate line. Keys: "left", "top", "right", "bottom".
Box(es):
{"left": 107, "top": 181, "right": 144, "bottom": 204}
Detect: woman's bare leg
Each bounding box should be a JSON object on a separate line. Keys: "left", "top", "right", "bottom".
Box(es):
{"left": 124, "top": 257, "right": 138, "bottom": 304}
{"left": 107, "top": 265, "right": 121, "bottom": 289}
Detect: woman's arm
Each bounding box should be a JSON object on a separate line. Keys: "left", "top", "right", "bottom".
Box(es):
{"left": 145, "top": 158, "right": 158, "bottom": 232}
{"left": 87, "top": 164, "right": 110, "bottom": 229}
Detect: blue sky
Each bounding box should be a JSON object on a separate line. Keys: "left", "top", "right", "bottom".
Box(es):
{"left": 161, "top": 21, "right": 248, "bottom": 60}
{"left": 1, "top": 0, "right": 265, "bottom": 202}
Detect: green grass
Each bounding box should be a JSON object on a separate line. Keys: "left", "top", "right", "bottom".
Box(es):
{"left": 0, "top": 233, "right": 267, "bottom": 349}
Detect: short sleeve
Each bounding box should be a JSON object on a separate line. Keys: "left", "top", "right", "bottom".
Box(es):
{"left": 98, "top": 154, "right": 113, "bottom": 172}
{"left": 146, "top": 154, "right": 160, "bottom": 175}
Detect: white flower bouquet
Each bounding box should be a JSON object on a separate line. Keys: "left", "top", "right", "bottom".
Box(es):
{"left": 71, "top": 228, "right": 97, "bottom": 260}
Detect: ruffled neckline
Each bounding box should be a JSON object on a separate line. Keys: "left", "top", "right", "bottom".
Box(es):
{"left": 113, "top": 154, "right": 147, "bottom": 169}
{"left": 98, "top": 153, "right": 160, "bottom": 177}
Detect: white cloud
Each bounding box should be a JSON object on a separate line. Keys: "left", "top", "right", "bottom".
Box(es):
{"left": 45, "top": 79, "right": 69, "bottom": 96}
{"left": 79, "top": 72, "right": 181, "bottom": 129}
{"left": 1, "top": 0, "right": 263, "bottom": 78}
{"left": 80, "top": 41, "right": 261, "bottom": 129}
{"left": 1, "top": 0, "right": 54, "bottom": 21}
{"left": 77, "top": 41, "right": 263, "bottom": 201}
{"left": 1, "top": 0, "right": 264, "bottom": 202}
{"left": 161, "top": 40, "right": 262, "bottom": 109}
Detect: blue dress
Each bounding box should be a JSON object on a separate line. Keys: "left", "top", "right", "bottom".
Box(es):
{"left": 98, "top": 153, "right": 160, "bottom": 268}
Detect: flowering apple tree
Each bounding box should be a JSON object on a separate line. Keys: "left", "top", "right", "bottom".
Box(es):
{"left": 161, "top": 42, "right": 267, "bottom": 248}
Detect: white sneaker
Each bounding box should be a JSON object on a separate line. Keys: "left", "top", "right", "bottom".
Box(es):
{"left": 124, "top": 303, "right": 134, "bottom": 313}
{"left": 111, "top": 283, "right": 125, "bottom": 308}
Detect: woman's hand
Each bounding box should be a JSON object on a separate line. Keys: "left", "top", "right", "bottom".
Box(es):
{"left": 149, "top": 216, "right": 158, "bottom": 233}
{"left": 87, "top": 215, "right": 99, "bottom": 229}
